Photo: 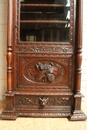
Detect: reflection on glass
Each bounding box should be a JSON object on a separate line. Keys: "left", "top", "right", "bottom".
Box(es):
{"left": 20, "top": 0, "right": 70, "bottom": 5}
{"left": 20, "top": 0, "right": 70, "bottom": 42}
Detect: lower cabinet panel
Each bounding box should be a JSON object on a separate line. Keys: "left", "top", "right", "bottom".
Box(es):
{"left": 15, "top": 95, "right": 72, "bottom": 117}
{"left": 15, "top": 56, "right": 73, "bottom": 90}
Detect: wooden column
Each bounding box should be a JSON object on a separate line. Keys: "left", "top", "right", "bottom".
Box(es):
{"left": 75, "top": 0, "right": 83, "bottom": 94}
{"left": 7, "top": 0, "right": 13, "bottom": 93}
{"left": 70, "top": 0, "right": 87, "bottom": 120}
{"left": 0, "top": 0, "right": 17, "bottom": 120}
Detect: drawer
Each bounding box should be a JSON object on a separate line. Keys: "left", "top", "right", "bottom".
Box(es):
{"left": 15, "top": 95, "right": 73, "bottom": 117}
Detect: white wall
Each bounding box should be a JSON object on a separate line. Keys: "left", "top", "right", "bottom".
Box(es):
{"left": 81, "top": 0, "right": 87, "bottom": 101}
{"left": 0, "top": 0, "right": 87, "bottom": 101}
{"left": 0, "top": 0, "right": 7, "bottom": 100}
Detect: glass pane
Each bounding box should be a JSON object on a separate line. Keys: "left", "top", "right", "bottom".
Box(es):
{"left": 20, "top": 0, "right": 70, "bottom": 42}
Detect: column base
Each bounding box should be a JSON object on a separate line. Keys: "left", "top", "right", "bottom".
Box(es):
{"left": 69, "top": 110, "right": 87, "bottom": 121}
{"left": 0, "top": 109, "right": 17, "bottom": 120}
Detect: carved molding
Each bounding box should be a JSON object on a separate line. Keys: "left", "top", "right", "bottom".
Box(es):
{"left": 69, "top": 58, "right": 72, "bottom": 87}
{"left": 17, "top": 42, "right": 70, "bottom": 46}
{"left": 16, "top": 53, "right": 72, "bottom": 58}
{"left": 16, "top": 0, "right": 19, "bottom": 43}
{"left": 70, "top": 0, "right": 74, "bottom": 44}
{"left": 15, "top": 92, "right": 73, "bottom": 96}
{"left": 16, "top": 46, "right": 73, "bottom": 53}
{"left": 18, "top": 112, "right": 70, "bottom": 117}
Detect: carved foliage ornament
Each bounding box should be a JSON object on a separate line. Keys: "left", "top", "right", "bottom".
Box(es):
{"left": 23, "top": 60, "right": 65, "bottom": 83}
{"left": 16, "top": 96, "right": 71, "bottom": 106}
{"left": 17, "top": 46, "right": 73, "bottom": 53}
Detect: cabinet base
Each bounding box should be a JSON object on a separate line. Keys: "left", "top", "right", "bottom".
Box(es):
{"left": 1, "top": 109, "right": 87, "bottom": 120}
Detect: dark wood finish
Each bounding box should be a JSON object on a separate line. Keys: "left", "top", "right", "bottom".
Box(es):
{"left": 0, "top": 0, "right": 87, "bottom": 120}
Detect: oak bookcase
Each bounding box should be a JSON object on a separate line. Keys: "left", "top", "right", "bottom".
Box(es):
{"left": 1, "top": 0, "right": 87, "bottom": 120}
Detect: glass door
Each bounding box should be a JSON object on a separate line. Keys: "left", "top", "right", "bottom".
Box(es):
{"left": 20, "top": 0, "right": 70, "bottom": 42}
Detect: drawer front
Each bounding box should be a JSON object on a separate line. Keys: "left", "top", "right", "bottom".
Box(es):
{"left": 15, "top": 94, "right": 73, "bottom": 117}
{"left": 15, "top": 95, "right": 72, "bottom": 108}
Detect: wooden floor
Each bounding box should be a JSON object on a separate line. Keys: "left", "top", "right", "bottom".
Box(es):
{"left": 0, "top": 100, "right": 87, "bottom": 130}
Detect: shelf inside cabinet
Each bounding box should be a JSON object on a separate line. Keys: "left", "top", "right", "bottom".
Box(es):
{"left": 20, "top": 3, "right": 70, "bottom": 21}
{"left": 21, "top": 4, "right": 65, "bottom": 7}
{"left": 20, "top": 20, "right": 70, "bottom": 24}
{"left": 20, "top": 4, "right": 70, "bottom": 12}
{"left": 20, "top": 0, "right": 69, "bottom": 5}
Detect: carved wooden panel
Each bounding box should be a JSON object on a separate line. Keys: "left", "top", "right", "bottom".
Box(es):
{"left": 15, "top": 95, "right": 72, "bottom": 107}
{"left": 15, "top": 56, "right": 73, "bottom": 89}
{"left": 24, "top": 60, "right": 65, "bottom": 83}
